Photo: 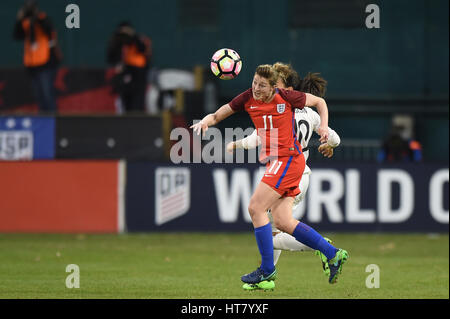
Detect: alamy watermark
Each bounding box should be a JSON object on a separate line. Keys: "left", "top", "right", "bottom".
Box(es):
{"left": 65, "top": 264, "right": 80, "bottom": 288}
{"left": 365, "top": 264, "right": 380, "bottom": 288}
{"left": 365, "top": 4, "right": 380, "bottom": 29}
{"left": 65, "top": 4, "right": 80, "bottom": 29}
{"left": 170, "top": 123, "right": 279, "bottom": 164}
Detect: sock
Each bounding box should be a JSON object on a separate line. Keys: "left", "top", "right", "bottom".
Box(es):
{"left": 292, "top": 222, "right": 338, "bottom": 260}
{"left": 254, "top": 222, "right": 275, "bottom": 274}
{"left": 273, "top": 232, "right": 314, "bottom": 252}
{"left": 273, "top": 249, "right": 282, "bottom": 265}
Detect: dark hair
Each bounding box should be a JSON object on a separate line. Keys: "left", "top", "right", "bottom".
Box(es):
{"left": 300, "top": 72, "right": 327, "bottom": 98}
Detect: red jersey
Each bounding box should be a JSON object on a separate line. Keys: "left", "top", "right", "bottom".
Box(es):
{"left": 229, "top": 88, "right": 306, "bottom": 161}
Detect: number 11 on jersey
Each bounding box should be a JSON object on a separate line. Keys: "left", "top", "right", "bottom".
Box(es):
{"left": 267, "top": 160, "right": 283, "bottom": 174}
{"left": 262, "top": 115, "right": 273, "bottom": 129}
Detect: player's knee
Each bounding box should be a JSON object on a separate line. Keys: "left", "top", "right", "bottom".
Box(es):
{"left": 247, "top": 202, "right": 257, "bottom": 219}
{"left": 248, "top": 199, "right": 263, "bottom": 219}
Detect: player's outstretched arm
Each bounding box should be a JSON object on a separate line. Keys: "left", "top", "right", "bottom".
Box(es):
{"left": 226, "top": 130, "right": 260, "bottom": 153}
{"left": 305, "top": 93, "right": 329, "bottom": 143}
{"left": 191, "top": 104, "right": 234, "bottom": 137}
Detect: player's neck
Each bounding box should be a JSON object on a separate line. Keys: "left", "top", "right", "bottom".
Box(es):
{"left": 262, "top": 90, "right": 276, "bottom": 103}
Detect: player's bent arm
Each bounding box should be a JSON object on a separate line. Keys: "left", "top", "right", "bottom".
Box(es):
{"left": 313, "top": 121, "right": 341, "bottom": 148}
{"left": 234, "top": 130, "right": 260, "bottom": 150}
{"left": 309, "top": 109, "right": 340, "bottom": 148}
{"left": 317, "top": 127, "right": 340, "bottom": 158}
{"left": 327, "top": 128, "right": 341, "bottom": 148}
{"left": 191, "top": 104, "right": 234, "bottom": 136}
{"left": 305, "top": 93, "right": 329, "bottom": 141}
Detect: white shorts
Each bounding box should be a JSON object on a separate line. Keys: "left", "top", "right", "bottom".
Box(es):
{"left": 292, "top": 170, "right": 310, "bottom": 211}
{"left": 268, "top": 168, "right": 311, "bottom": 232}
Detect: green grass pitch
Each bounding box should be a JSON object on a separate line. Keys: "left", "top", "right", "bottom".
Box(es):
{"left": 0, "top": 233, "right": 448, "bottom": 299}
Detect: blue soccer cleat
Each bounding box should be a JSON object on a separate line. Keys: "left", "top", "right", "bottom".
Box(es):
{"left": 328, "top": 249, "right": 349, "bottom": 284}
{"left": 241, "top": 267, "right": 277, "bottom": 284}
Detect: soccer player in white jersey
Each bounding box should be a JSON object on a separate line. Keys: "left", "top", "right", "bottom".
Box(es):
{"left": 227, "top": 63, "right": 341, "bottom": 284}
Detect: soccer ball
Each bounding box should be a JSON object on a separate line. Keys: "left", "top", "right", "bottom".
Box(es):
{"left": 210, "top": 48, "right": 242, "bottom": 80}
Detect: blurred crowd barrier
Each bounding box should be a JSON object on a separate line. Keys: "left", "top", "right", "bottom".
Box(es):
{"left": 0, "top": 68, "right": 117, "bottom": 113}
{"left": 0, "top": 115, "right": 166, "bottom": 161}
{"left": 0, "top": 65, "right": 448, "bottom": 162}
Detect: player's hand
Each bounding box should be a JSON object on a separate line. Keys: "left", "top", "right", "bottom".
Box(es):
{"left": 318, "top": 126, "right": 329, "bottom": 143}
{"left": 226, "top": 141, "right": 235, "bottom": 153}
{"left": 190, "top": 120, "right": 208, "bottom": 137}
{"left": 318, "top": 143, "right": 334, "bottom": 158}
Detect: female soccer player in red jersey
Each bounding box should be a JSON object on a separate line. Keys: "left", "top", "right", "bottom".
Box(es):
{"left": 191, "top": 65, "right": 348, "bottom": 288}
{"left": 228, "top": 64, "right": 341, "bottom": 289}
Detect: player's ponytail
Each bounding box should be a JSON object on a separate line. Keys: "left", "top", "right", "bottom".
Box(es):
{"left": 300, "top": 72, "right": 328, "bottom": 98}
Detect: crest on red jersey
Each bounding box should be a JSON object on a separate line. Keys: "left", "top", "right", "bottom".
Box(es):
{"left": 277, "top": 103, "right": 285, "bottom": 113}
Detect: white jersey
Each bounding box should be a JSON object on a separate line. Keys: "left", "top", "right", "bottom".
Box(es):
{"left": 293, "top": 107, "right": 340, "bottom": 174}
